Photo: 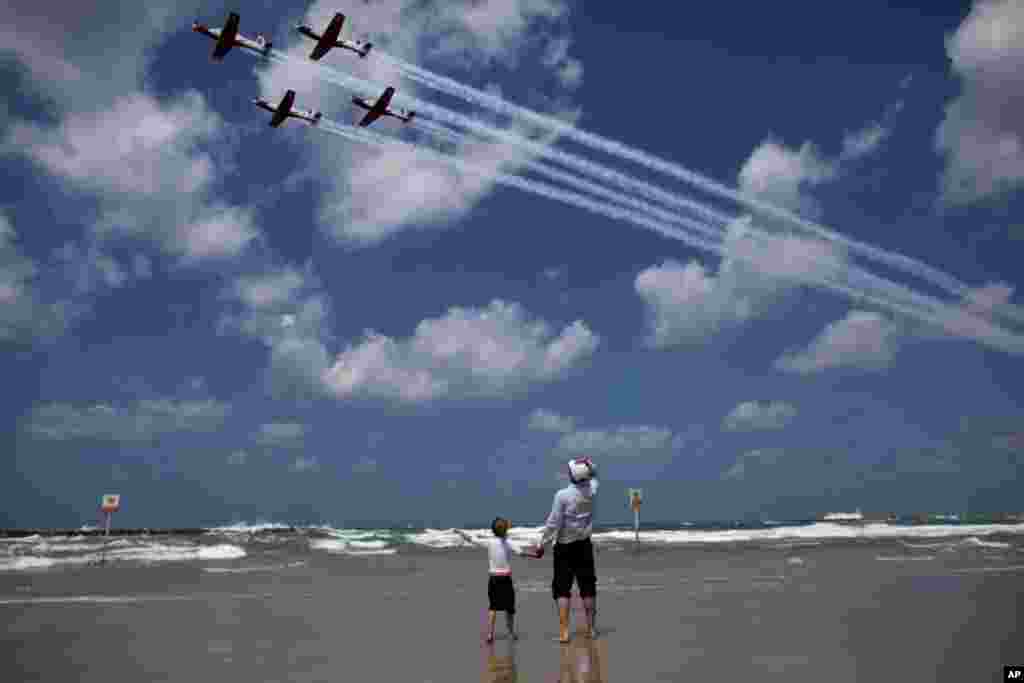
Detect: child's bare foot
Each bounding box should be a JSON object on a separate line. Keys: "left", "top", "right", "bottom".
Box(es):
{"left": 485, "top": 632, "right": 494, "bottom": 643}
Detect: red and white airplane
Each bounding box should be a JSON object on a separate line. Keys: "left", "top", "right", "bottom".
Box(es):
{"left": 296, "top": 12, "right": 372, "bottom": 60}
{"left": 193, "top": 12, "right": 272, "bottom": 60}
{"left": 352, "top": 87, "right": 415, "bottom": 127}
{"left": 253, "top": 90, "right": 322, "bottom": 128}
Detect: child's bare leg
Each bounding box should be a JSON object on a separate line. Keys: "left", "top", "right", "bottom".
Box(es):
{"left": 505, "top": 612, "right": 517, "bottom": 639}
{"left": 486, "top": 610, "right": 496, "bottom": 642}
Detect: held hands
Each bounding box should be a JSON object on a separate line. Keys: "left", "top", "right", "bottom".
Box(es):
{"left": 524, "top": 544, "right": 544, "bottom": 559}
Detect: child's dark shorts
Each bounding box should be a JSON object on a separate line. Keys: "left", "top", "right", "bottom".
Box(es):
{"left": 487, "top": 575, "right": 516, "bottom": 613}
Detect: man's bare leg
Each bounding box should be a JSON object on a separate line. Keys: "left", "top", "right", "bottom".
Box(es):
{"left": 582, "top": 596, "right": 597, "bottom": 638}
{"left": 556, "top": 597, "right": 571, "bottom": 643}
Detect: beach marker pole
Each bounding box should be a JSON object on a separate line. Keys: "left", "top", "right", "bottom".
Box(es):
{"left": 99, "top": 494, "right": 120, "bottom": 564}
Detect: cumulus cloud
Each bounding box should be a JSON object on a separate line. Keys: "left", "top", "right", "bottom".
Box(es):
{"left": 723, "top": 448, "right": 784, "bottom": 480}
{"left": 26, "top": 399, "right": 230, "bottom": 442}
{"left": 219, "top": 263, "right": 333, "bottom": 392}
{"left": 527, "top": 408, "right": 576, "bottom": 433}
{"left": 775, "top": 310, "right": 901, "bottom": 374}
{"left": 936, "top": 0, "right": 1024, "bottom": 203}
{"left": 0, "top": 214, "right": 136, "bottom": 345}
{"left": 290, "top": 456, "right": 320, "bottom": 473}
{"left": 738, "top": 140, "right": 837, "bottom": 217}
{"left": 254, "top": 422, "right": 306, "bottom": 449}
{"left": 256, "top": 0, "right": 584, "bottom": 246}
{"left": 739, "top": 112, "right": 893, "bottom": 218}
{"left": 10, "top": 92, "right": 259, "bottom": 263}
{"left": 323, "top": 300, "right": 598, "bottom": 402}
{"left": 541, "top": 36, "right": 584, "bottom": 90}
{"left": 723, "top": 401, "right": 797, "bottom": 432}
{"left": 635, "top": 218, "right": 845, "bottom": 346}
{"left": 557, "top": 425, "right": 674, "bottom": 457}
{"left": 841, "top": 122, "right": 890, "bottom": 161}
{"left": 0, "top": 0, "right": 184, "bottom": 107}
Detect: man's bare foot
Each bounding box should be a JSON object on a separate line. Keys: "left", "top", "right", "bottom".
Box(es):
{"left": 508, "top": 631, "right": 518, "bottom": 640}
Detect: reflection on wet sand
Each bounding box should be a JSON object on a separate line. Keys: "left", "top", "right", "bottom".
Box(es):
{"left": 480, "top": 628, "right": 608, "bottom": 683}
{"left": 557, "top": 631, "right": 608, "bottom": 683}
{"left": 482, "top": 641, "right": 517, "bottom": 683}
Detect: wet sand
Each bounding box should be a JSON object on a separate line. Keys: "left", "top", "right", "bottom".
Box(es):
{"left": 1, "top": 542, "right": 1020, "bottom": 682}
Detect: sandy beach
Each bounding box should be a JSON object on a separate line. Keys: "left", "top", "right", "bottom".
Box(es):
{"left": 2, "top": 537, "right": 1020, "bottom": 682}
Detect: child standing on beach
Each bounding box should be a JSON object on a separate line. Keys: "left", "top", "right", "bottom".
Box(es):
{"left": 474, "top": 517, "right": 529, "bottom": 643}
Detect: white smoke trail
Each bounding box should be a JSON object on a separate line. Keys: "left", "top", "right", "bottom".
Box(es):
{"left": 255, "top": 52, "right": 1024, "bottom": 353}
{"left": 412, "top": 119, "right": 730, "bottom": 241}
{"left": 316, "top": 119, "right": 1024, "bottom": 355}
{"left": 266, "top": 51, "right": 726, "bottom": 231}
{"left": 376, "top": 52, "right": 995, "bottom": 306}
{"left": 408, "top": 120, "right": 1019, "bottom": 344}
{"left": 318, "top": 120, "right": 723, "bottom": 253}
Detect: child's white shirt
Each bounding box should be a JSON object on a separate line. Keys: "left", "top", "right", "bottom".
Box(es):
{"left": 487, "top": 537, "right": 513, "bottom": 575}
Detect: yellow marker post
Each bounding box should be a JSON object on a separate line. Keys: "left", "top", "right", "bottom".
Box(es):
{"left": 627, "top": 489, "right": 643, "bottom": 543}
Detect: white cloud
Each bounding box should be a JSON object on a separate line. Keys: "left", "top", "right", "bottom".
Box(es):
{"left": 738, "top": 140, "right": 837, "bottom": 216}
{"left": 723, "top": 401, "right": 797, "bottom": 432}
{"left": 323, "top": 300, "right": 598, "bottom": 402}
{"left": 635, "top": 218, "right": 845, "bottom": 347}
{"left": 841, "top": 122, "right": 889, "bottom": 161}
{"left": 26, "top": 399, "right": 230, "bottom": 442}
{"left": 936, "top": 0, "right": 1024, "bottom": 203}
{"left": 527, "top": 408, "right": 576, "bottom": 433}
{"left": 0, "top": 214, "right": 129, "bottom": 345}
{"left": 723, "top": 448, "right": 784, "bottom": 480}
{"left": 290, "top": 456, "right": 320, "bottom": 473}
{"left": 542, "top": 36, "right": 584, "bottom": 90}
{"left": 227, "top": 450, "right": 248, "bottom": 466}
{"left": 10, "top": 92, "right": 259, "bottom": 263}
{"left": 219, "top": 264, "right": 333, "bottom": 392}
{"left": 557, "top": 425, "right": 674, "bottom": 457}
{"left": 233, "top": 268, "right": 307, "bottom": 309}
{"left": 775, "top": 310, "right": 901, "bottom": 374}
{"left": 256, "top": 0, "right": 583, "bottom": 246}
{"left": 255, "top": 422, "right": 306, "bottom": 449}
{"left": 0, "top": 0, "right": 185, "bottom": 107}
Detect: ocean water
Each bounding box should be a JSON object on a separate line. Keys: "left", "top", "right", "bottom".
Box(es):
{"left": 2, "top": 520, "right": 1022, "bottom": 572}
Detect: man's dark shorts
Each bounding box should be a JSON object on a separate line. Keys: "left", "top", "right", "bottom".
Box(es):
{"left": 551, "top": 537, "right": 596, "bottom": 599}
{"left": 488, "top": 575, "right": 516, "bottom": 613}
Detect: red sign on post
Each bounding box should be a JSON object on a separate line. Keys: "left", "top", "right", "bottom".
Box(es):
{"left": 100, "top": 494, "right": 121, "bottom": 513}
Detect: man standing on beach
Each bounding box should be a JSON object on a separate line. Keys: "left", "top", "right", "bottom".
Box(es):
{"left": 532, "top": 457, "right": 599, "bottom": 643}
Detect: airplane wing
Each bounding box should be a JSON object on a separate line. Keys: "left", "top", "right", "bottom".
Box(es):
{"left": 310, "top": 41, "right": 331, "bottom": 61}
{"left": 309, "top": 13, "right": 344, "bottom": 61}
{"left": 357, "top": 87, "right": 395, "bottom": 127}
{"left": 213, "top": 12, "right": 240, "bottom": 59}
{"left": 358, "top": 109, "right": 384, "bottom": 127}
{"left": 270, "top": 90, "right": 295, "bottom": 127}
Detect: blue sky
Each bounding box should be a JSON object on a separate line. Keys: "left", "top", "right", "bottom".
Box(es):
{"left": 2, "top": 1, "right": 1022, "bottom": 528}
